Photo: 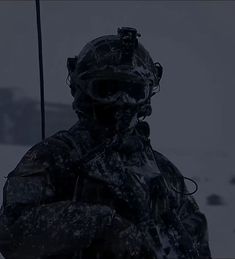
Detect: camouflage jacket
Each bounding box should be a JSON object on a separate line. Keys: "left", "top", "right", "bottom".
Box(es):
{"left": 0, "top": 122, "right": 211, "bottom": 259}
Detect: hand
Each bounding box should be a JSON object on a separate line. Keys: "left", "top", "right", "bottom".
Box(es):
{"left": 105, "top": 216, "right": 158, "bottom": 259}
{"left": 120, "top": 168, "right": 151, "bottom": 222}
{"left": 83, "top": 151, "right": 151, "bottom": 221}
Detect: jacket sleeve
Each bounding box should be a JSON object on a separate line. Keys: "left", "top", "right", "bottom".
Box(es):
{"left": 177, "top": 190, "right": 211, "bottom": 258}
{"left": 0, "top": 137, "right": 128, "bottom": 259}
{"left": 154, "top": 151, "right": 212, "bottom": 258}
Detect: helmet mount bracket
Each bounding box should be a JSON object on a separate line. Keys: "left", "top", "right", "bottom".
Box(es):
{"left": 118, "top": 27, "right": 141, "bottom": 65}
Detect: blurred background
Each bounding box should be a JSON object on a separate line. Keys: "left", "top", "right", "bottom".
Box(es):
{"left": 0, "top": 1, "right": 235, "bottom": 257}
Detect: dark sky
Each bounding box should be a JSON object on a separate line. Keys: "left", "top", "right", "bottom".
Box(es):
{"left": 1, "top": 1, "right": 235, "bottom": 153}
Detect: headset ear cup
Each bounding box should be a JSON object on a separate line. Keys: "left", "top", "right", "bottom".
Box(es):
{"left": 154, "top": 62, "right": 163, "bottom": 83}
{"left": 67, "top": 57, "right": 78, "bottom": 73}
{"left": 136, "top": 121, "right": 150, "bottom": 138}
{"left": 137, "top": 103, "right": 152, "bottom": 118}
{"left": 70, "top": 83, "right": 76, "bottom": 97}
{"left": 67, "top": 56, "right": 78, "bottom": 97}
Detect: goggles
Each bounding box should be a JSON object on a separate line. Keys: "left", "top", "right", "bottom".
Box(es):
{"left": 85, "top": 79, "right": 151, "bottom": 105}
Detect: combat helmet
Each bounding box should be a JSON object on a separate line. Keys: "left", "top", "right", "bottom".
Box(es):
{"left": 67, "top": 27, "right": 163, "bottom": 120}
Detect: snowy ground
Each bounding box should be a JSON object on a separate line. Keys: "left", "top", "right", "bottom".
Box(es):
{"left": 161, "top": 146, "right": 235, "bottom": 258}
{"left": 0, "top": 144, "right": 234, "bottom": 258}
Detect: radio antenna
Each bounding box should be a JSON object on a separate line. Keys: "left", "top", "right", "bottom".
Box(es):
{"left": 35, "top": 0, "right": 45, "bottom": 140}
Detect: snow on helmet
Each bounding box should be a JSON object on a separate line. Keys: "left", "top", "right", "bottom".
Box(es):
{"left": 67, "top": 27, "right": 162, "bottom": 117}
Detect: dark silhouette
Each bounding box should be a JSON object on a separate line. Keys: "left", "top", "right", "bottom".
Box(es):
{"left": 0, "top": 28, "right": 211, "bottom": 259}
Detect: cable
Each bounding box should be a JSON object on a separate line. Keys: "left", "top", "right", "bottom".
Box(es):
{"left": 148, "top": 143, "right": 198, "bottom": 196}
{"left": 170, "top": 176, "right": 198, "bottom": 196}
{"left": 35, "top": 0, "right": 45, "bottom": 140}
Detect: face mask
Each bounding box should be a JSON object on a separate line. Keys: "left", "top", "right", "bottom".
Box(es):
{"left": 92, "top": 101, "right": 138, "bottom": 134}
{"left": 84, "top": 79, "right": 149, "bottom": 133}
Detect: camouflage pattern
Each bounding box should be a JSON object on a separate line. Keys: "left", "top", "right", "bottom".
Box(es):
{"left": 0, "top": 121, "right": 211, "bottom": 259}
{"left": 0, "top": 27, "right": 211, "bottom": 259}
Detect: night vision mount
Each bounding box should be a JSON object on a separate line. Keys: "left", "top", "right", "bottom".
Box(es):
{"left": 117, "top": 27, "right": 141, "bottom": 64}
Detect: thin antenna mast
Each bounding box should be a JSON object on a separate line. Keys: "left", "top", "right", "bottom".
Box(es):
{"left": 35, "top": 0, "right": 45, "bottom": 140}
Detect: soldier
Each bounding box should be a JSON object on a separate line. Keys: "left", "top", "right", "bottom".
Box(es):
{"left": 0, "top": 27, "right": 211, "bottom": 259}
